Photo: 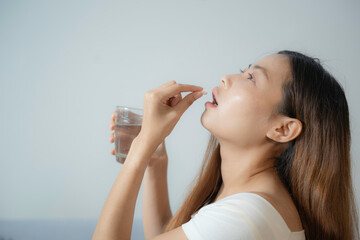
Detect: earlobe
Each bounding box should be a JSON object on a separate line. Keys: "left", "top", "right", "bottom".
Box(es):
{"left": 266, "top": 117, "right": 302, "bottom": 143}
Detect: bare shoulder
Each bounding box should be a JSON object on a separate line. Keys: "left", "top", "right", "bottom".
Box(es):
{"left": 152, "top": 226, "right": 188, "bottom": 240}
{"left": 250, "top": 191, "right": 303, "bottom": 232}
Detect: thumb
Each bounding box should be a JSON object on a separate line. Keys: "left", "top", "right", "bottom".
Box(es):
{"left": 174, "top": 91, "right": 206, "bottom": 115}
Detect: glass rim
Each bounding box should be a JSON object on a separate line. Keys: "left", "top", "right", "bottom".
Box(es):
{"left": 115, "top": 105, "right": 143, "bottom": 111}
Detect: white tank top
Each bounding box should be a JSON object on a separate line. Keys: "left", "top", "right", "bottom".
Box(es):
{"left": 182, "top": 192, "right": 306, "bottom": 240}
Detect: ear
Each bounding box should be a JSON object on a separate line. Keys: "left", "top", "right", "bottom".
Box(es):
{"left": 266, "top": 117, "right": 302, "bottom": 143}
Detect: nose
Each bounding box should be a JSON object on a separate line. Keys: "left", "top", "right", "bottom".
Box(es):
{"left": 221, "top": 75, "right": 230, "bottom": 89}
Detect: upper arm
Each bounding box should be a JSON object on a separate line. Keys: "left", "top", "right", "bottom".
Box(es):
{"left": 151, "top": 226, "right": 188, "bottom": 240}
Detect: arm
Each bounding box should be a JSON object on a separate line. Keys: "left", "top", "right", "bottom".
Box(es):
{"left": 92, "top": 134, "right": 157, "bottom": 240}
{"left": 93, "top": 81, "right": 204, "bottom": 240}
{"left": 143, "top": 149, "right": 172, "bottom": 239}
{"left": 93, "top": 134, "right": 188, "bottom": 240}
{"left": 108, "top": 112, "right": 172, "bottom": 238}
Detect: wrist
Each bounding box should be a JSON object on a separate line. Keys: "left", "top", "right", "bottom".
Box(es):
{"left": 125, "top": 135, "right": 157, "bottom": 168}
{"left": 144, "top": 158, "right": 168, "bottom": 183}
{"left": 147, "top": 155, "right": 168, "bottom": 169}
{"left": 145, "top": 161, "right": 167, "bottom": 175}
{"left": 135, "top": 132, "right": 162, "bottom": 152}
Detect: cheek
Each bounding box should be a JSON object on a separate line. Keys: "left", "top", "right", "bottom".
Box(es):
{"left": 220, "top": 93, "right": 268, "bottom": 121}
{"left": 215, "top": 94, "right": 273, "bottom": 140}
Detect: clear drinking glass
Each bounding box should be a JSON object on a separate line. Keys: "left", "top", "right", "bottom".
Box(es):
{"left": 114, "top": 106, "right": 143, "bottom": 164}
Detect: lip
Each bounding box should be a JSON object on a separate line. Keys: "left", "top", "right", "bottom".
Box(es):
{"left": 212, "top": 87, "right": 218, "bottom": 105}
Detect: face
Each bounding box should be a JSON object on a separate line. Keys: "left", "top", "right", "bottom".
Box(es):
{"left": 201, "top": 54, "right": 291, "bottom": 147}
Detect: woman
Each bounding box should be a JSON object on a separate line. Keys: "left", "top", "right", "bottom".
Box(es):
{"left": 92, "top": 50, "right": 359, "bottom": 240}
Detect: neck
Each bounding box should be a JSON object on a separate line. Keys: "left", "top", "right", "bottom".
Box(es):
{"left": 217, "top": 140, "right": 278, "bottom": 197}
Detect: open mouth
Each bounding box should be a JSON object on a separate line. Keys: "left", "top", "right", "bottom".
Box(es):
{"left": 212, "top": 92, "right": 218, "bottom": 106}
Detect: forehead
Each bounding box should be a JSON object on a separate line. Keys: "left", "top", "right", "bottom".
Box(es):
{"left": 254, "top": 54, "right": 291, "bottom": 84}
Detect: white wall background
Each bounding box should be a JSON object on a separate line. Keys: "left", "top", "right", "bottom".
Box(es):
{"left": 1, "top": 0, "right": 359, "bottom": 227}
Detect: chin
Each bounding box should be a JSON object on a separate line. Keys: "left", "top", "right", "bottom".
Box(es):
{"left": 200, "top": 111, "right": 210, "bottom": 128}
{"left": 200, "top": 112, "right": 218, "bottom": 136}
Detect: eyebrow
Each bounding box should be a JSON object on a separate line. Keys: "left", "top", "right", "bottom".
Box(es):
{"left": 248, "top": 63, "right": 269, "bottom": 81}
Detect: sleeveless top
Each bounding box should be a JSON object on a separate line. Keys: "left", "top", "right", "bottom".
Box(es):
{"left": 182, "top": 192, "right": 306, "bottom": 240}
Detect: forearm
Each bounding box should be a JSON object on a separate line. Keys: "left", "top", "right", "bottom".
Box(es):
{"left": 92, "top": 135, "right": 157, "bottom": 240}
{"left": 143, "top": 160, "right": 172, "bottom": 239}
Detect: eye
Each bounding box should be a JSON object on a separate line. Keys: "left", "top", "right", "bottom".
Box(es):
{"left": 240, "top": 68, "right": 255, "bottom": 82}
{"left": 248, "top": 73, "right": 255, "bottom": 82}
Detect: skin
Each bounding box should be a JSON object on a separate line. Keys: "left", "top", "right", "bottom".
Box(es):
{"left": 201, "top": 54, "right": 304, "bottom": 232}
{"left": 94, "top": 54, "right": 304, "bottom": 240}
{"left": 202, "top": 54, "right": 297, "bottom": 195}
{"left": 93, "top": 82, "right": 205, "bottom": 240}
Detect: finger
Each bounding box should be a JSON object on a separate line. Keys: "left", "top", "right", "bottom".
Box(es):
{"left": 110, "top": 111, "right": 115, "bottom": 124}
{"left": 160, "top": 83, "right": 203, "bottom": 102}
{"left": 158, "top": 80, "right": 177, "bottom": 89}
{"left": 172, "top": 93, "right": 182, "bottom": 106}
{"left": 168, "top": 93, "right": 182, "bottom": 107}
{"left": 110, "top": 149, "right": 115, "bottom": 155}
{"left": 109, "top": 121, "right": 114, "bottom": 130}
{"left": 174, "top": 90, "right": 206, "bottom": 115}
{"left": 109, "top": 132, "right": 114, "bottom": 143}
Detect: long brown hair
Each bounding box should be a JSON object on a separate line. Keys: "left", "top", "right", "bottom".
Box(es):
{"left": 164, "top": 50, "right": 359, "bottom": 239}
